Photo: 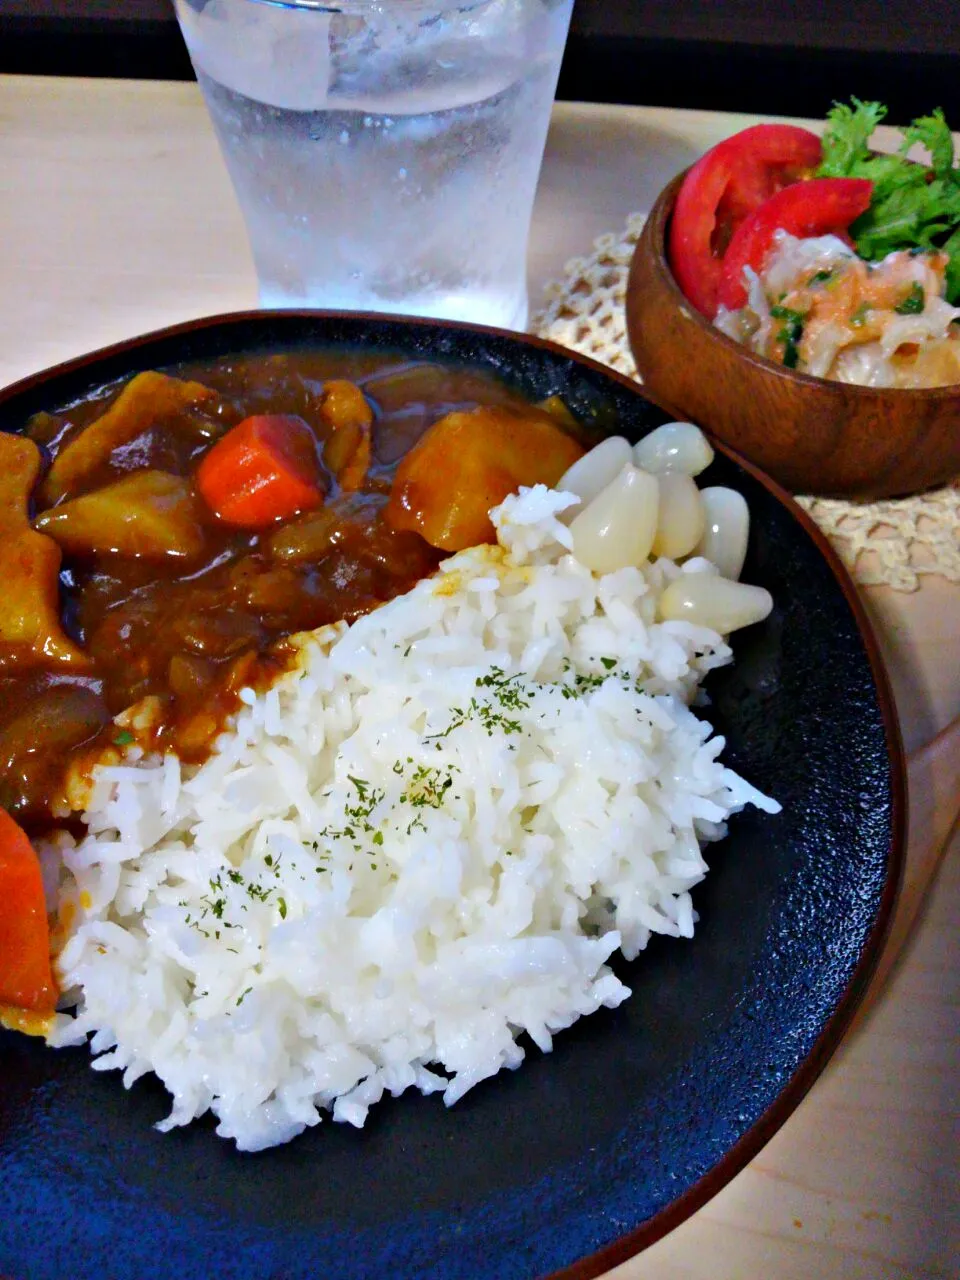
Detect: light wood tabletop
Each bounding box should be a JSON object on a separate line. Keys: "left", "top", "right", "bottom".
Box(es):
{"left": 1, "top": 75, "right": 957, "bottom": 1280}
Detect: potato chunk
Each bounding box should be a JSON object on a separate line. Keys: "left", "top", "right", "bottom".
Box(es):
{"left": 0, "top": 530, "right": 89, "bottom": 668}
{"left": 320, "top": 380, "right": 373, "bottom": 492}
{"left": 385, "top": 405, "right": 584, "bottom": 551}
{"left": 35, "top": 470, "right": 208, "bottom": 561}
{"left": 41, "top": 371, "right": 217, "bottom": 505}
{"left": 0, "top": 433, "right": 88, "bottom": 670}
{"left": 0, "top": 434, "right": 42, "bottom": 532}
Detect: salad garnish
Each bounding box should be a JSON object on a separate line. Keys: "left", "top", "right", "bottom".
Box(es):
{"left": 667, "top": 99, "right": 960, "bottom": 387}
{"left": 817, "top": 99, "right": 960, "bottom": 301}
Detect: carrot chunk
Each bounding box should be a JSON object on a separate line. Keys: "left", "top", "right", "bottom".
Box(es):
{"left": 0, "top": 807, "right": 58, "bottom": 1013}
{"left": 196, "top": 414, "right": 326, "bottom": 529}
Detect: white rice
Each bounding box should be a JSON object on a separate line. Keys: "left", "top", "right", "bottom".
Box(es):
{"left": 46, "top": 485, "right": 779, "bottom": 1151}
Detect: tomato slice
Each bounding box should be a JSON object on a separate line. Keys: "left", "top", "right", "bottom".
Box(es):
{"left": 668, "top": 124, "right": 822, "bottom": 317}
{"left": 715, "top": 124, "right": 823, "bottom": 228}
{"left": 717, "top": 177, "right": 874, "bottom": 311}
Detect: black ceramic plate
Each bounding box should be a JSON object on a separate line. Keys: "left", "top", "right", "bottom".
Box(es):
{"left": 0, "top": 313, "right": 904, "bottom": 1280}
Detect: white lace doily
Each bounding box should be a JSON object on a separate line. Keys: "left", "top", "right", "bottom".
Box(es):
{"left": 532, "top": 214, "right": 960, "bottom": 592}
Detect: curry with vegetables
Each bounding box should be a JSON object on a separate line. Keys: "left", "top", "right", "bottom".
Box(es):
{"left": 0, "top": 352, "right": 584, "bottom": 842}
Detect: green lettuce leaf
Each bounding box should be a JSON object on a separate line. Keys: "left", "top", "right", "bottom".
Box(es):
{"left": 819, "top": 98, "right": 887, "bottom": 176}
{"left": 942, "top": 226, "right": 960, "bottom": 304}
{"left": 899, "top": 109, "right": 956, "bottom": 179}
{"left": 817, "top": 98, "right": 960, "bottom": 300}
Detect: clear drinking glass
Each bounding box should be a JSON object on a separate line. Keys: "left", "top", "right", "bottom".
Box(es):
{"left": 173, "top": 0, "right": 574, "bottom": 330}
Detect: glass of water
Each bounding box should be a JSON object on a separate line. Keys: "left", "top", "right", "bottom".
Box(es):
{"left": 173, "top": 0, "right": 574, "bottom": 330}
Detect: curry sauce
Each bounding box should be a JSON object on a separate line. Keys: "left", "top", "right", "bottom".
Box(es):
{"left": 0, "top": 352, "right": 583, "bottom": 828}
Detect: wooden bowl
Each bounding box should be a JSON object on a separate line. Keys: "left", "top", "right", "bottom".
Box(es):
{"left": 626, "top": 172, "right": 960, "bottom": 498}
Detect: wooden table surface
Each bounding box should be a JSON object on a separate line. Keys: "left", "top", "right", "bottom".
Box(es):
{"left": 1, "top": 75, "right": 957, "bottom": 1280}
